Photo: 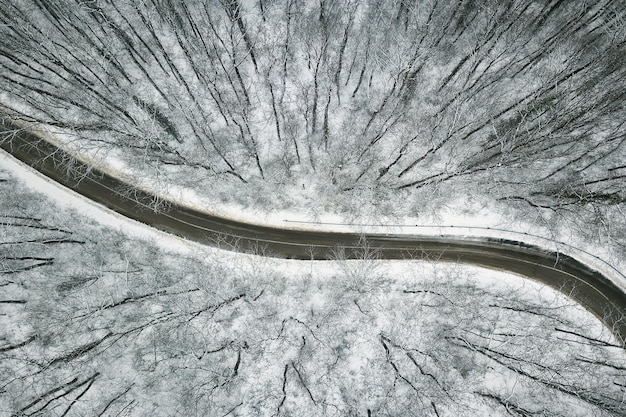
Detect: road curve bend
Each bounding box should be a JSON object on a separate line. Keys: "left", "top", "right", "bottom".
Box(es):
{"left": 1, "top": 120, "right": 625, "bottom": 344}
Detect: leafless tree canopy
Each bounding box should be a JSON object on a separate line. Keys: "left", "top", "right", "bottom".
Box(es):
{"left": 1, "top": 1, "right": 624, "bottom": 209}
{"left": 1, "top": 3, "right": 626, "bottom": 414}
{"left": 0, "top": 170, "right": 625, "bottom": 416}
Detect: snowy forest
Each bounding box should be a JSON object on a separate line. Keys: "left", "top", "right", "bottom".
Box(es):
{"left": 1, "top": 0, "right": 626, "bottom": 416}
{"left": 1, "top": 0, "right": 625, "bottom": 243}
{"left": 1, "top": 165, "right": 625, "bottom": 416}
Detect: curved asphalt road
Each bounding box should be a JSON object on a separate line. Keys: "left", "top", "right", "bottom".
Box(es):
{"left": 1, "top": 119, "right": 625, "bottom": 344}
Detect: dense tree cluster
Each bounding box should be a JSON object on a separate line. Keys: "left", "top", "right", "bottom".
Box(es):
{"left": 1, "top": 171, "right": 625, "bottom": 416}
{"left": 1, "top": 1, "right": 624, "bottom": 221}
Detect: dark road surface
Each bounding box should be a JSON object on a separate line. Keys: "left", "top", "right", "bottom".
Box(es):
{"left": 1, "top": 120, "right": 625, "bottom": 344}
